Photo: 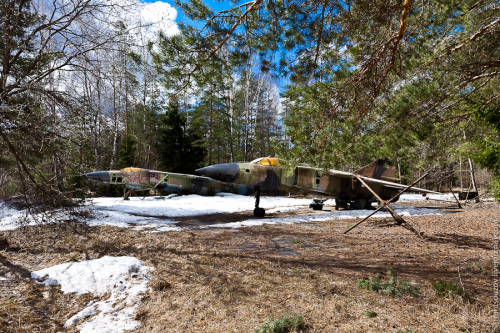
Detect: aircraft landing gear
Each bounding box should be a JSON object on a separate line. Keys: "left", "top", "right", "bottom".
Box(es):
{"left": 309, "top": 198, "right": 327, "bottom": 210}
{"left": 335, "top": 198, "right": 370, "bottom": 210}
{"left": 335, "top": 198, "right": 349, "bottom": 210}
{"left": 253, "top": 188, "right": 265, "bottom": 217}
{"left": 350, "top": 199, "right": 368, "bottom": 210}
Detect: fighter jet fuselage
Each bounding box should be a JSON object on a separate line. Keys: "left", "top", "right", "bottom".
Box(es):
{"left": 82, "top": 167, "right": 255, "bottom": 196}
{"left": 196, "top": 157, "right": 439, "bottom": 211}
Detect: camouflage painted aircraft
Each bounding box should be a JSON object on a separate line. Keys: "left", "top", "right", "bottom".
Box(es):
{"left": 81, "top": 167, "right": 255, "bottom": 197}
{"left": 196, "top": 157, "right": 439, "bottom": 217}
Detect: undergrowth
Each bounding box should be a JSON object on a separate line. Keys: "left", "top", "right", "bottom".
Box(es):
{"left": 357, "top": 269, "right": 419, "bottom": 298}
{"left": 254, "top": 314, "right": 306, "bottom": 333}
{"left": 364, "top": 310, "right": 377, "bottom": 318}
{"left": 430, "top": 278, "right": 473, "bottom": 299}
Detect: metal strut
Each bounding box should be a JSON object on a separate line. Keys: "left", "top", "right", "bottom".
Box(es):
{"left": 253, "top": 188, "right": 265, "bottom": 217}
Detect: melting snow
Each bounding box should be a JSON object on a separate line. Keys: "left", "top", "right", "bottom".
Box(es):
{"left": 398, "top": 193, "right": 455, "bottom": 201}
{"left": 31, "top": 256, "right": 153, "bottom": 333}
{"left": 0, "top": 193, "right": 462, "bottom": 232}
{"left": 87, "top": 193, "right": 313, "bottom": 217}
{"left": 203, "top": 205, "right": 444, "bottom": 229}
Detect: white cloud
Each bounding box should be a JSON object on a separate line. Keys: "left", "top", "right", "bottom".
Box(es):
{"left": 139, "top": 1, "right": 180, "bottom": 39}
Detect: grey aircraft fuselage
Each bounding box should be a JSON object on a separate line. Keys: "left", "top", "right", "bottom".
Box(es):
{"left": 196, "top": 157, "right": 439, "bottom": 211}
{"left": 81, "top": 167, "right": 255, "bottom": 197}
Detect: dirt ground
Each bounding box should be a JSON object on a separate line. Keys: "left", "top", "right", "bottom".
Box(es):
{"left": 0, "top": 199, "right": 498, "bottom": 332}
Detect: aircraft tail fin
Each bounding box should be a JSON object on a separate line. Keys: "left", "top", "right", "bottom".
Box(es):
{"left": 354, "top": 159, "right": 398, "bottom": 182}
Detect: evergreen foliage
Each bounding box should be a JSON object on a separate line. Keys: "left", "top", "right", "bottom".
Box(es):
{"left": 118, "top": 135, "right": 137, "bottom": 168}
{"left": 430, "top": 278, "right": 473, "bottom": 299}
{"left": 471, "top": 104, "right": 500, "bottom": 199}
{"left": 166, "top": 0, "right": 500, "bottom": 194}
{"left": 254, "top": 314, "right": 306, "bottom": 333}
{"left": 1, "top": 0, "right": 499, "bottom": 210}
{"left": 157, "top": 102, "right": 204, "bottom": 174}
{"left": 357, "top": 269, "right": 420, "bottom": 298}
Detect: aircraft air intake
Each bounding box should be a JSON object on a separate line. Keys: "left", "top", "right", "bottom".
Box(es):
{"left": 195, "top": 163, "right": 240, "bottom": 183}
{"left": 81, "top": 171, "right": 110, "bottom": 183}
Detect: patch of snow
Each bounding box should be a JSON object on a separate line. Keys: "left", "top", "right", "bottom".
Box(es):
{"left": 266, "top": 206, "right": 306, "bottom": 214}
{"left": 31, "top": 256, "right": 153, "bottom": 333}
{"left": 1, "top": 193, "right": 457, "bottom": 233}
{"left": 399, "top": 193, "right": 454, "bottom": 202}
{"left": 0, "top": 276, "right": 7, "bottom": 281}
{"left": 87, "top": 194, "right": 313, "bottom": 217}
{"left": 203, "top": 205, "right": 443, "bottom": 229}
{"left": 0, "top": 203, "right": 71, "bottom": 231}
{"left": 87, "top": 210, "right": 181, "bottom": 232}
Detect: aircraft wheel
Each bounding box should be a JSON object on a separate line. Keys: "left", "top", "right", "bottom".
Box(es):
{"left": 351, "top": 199, "right": 367, "bottom": 210}
{"left": 311, "top": 204, "right": 323, "bottom": 210}
{"left": 253, "top": 207, "right": 265, "bottom": 217}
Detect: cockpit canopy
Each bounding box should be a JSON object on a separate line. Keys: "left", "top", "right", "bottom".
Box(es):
{"left": 121, "top": 167, "right": 142, "bottom": 172}
{"left": 249, "top": 157, "right": 281, "bottom": 166}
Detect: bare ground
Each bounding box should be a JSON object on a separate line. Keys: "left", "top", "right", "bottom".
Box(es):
{"left": 0, "top": 200, "right": 498, "bottom": 332}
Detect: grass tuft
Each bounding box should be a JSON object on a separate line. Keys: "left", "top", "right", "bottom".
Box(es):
{"left": 254, "top": 314, "right": 306, "bottom": 333}
{"left": 152, "top": 279, "right": 171, "bottom": 291}
{"left": 357, "top": 269, "right": 419, "bottom": 298}
{"left": 364, "top": 310, "right": 377, "bottom": 318}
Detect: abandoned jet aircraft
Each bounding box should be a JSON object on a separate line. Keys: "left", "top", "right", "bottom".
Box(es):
{"left": 81, "top": 167, "right": 255, "bottom": 197}
{"left": 196, "top": 157, "right": 439, "bottom": 217}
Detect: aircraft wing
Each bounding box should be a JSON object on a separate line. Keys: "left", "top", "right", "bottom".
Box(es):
{"left": 358, "top": 174, "right": 441, "bottom": 195}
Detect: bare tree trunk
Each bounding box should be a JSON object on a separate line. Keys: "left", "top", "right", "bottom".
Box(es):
{"left": 228, "top": 86, "right": 235, "bottom": 162}
{"left": 468, "top": 157, "right": 478, "bottom": 192}
{"left": 110, "top": 77, "right": 118, "bottom": 169}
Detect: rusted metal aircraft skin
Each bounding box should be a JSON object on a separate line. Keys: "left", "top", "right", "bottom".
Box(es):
{"left": 82, "top": 167, "right": 255, "bottom": 196}
{"left": 196, "top": 157, "right": 439, "bottom": 213}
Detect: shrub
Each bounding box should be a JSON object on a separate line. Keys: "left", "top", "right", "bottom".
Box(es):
{"left": 430, "top": 278, "right": 473, "bottom": 299}
{"left": 254, "top": 314, "right": 306, "bottom": 333}
{"left": 357, "top": 269, "right": 419, "bottom": 298}
{"left": 364, "top": 310, "right": 377, "bottom": 318}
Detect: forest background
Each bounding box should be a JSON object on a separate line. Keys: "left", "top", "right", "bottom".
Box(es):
{"left": 0, "top": 0, "right": 499, "bottom": 207}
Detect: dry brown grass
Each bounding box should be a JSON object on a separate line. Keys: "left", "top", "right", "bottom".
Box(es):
{"left": 0, "top": 201, "right": 498, "bottom": 332}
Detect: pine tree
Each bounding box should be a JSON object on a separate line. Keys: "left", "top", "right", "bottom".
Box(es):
{"left": 118, "top": 135, "right": 137, "bottom": 168}
{"left": 157, "top": 101, "right": 204, "bottom": 173}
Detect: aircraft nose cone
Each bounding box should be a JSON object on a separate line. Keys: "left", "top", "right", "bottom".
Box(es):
{"left": 81, "top": 171, "right": 110, "bottom": 183}
{"left": 195, "top": 163, "right": 240, "bottom": 182}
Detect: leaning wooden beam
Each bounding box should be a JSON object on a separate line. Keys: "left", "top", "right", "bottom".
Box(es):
{"left": 150, "top": 174, "right": 169, "bottom": 201}
{"left": 344, "top": 172, "right": 429, "bottom": 235}
{"left": 123, "top": 188, "right": 134, "bottom": 200}
{"left": 352, "top": 174, "right": 424, "bottom": 240}
{"left": 352, "top": 174, "right": 406, "bottom": 225}
{"left": 446, "top": 183, "right": 462, "bottom": 208}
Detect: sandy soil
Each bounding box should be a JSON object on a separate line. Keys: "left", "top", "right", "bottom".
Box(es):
{"left": 0, "top": 199, "right": 497, "bottom": 332}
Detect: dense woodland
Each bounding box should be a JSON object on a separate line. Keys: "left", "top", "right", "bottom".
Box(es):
{"left": 0, "top": 0, "right": 499, "bottom": 205}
